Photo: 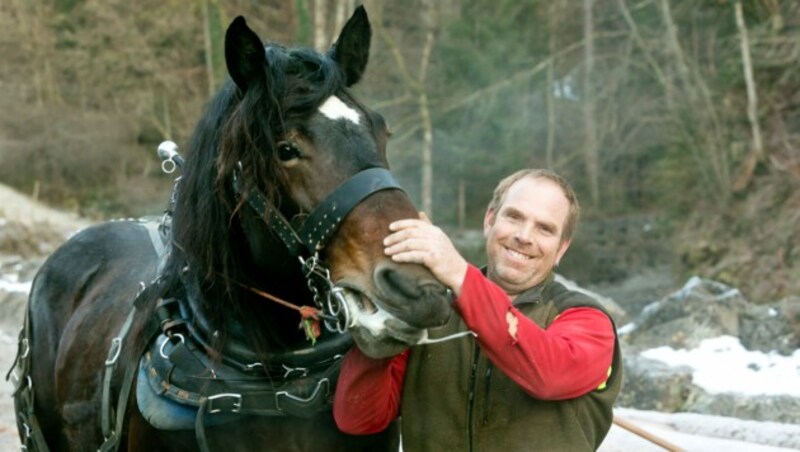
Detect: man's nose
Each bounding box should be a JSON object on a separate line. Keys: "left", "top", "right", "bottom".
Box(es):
{"left": 514, "top": 223, "right": 534, "bottom": 244}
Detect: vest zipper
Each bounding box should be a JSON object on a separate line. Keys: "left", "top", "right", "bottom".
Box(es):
{"left": 467, "top": 340, "right": 480, "bottom": 452}
{"left": 481, "top": 362, "right": 493, "bottom": 424}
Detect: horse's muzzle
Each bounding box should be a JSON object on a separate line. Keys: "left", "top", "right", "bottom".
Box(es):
{"left": 372, "top": 261, "right": 452, "bottom": 329}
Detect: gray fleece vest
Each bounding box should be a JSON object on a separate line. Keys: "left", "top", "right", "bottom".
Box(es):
{"left": 400, "top": 275, "right": 623, "bottom": 452}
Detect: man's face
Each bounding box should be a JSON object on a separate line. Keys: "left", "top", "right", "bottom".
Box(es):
{"left": 483, "top": 176, "right": 571, "bottom": 297}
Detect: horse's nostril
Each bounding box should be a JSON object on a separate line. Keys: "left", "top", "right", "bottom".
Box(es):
{"left": 374, "top": 263, "right": 451, "bottom": 328}
{"left": 377, "top": 266, "right": 420, "bottom": 299}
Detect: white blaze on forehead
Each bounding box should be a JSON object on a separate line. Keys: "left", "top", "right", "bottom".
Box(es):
{"left": 319, "top": 95, "right": 361, "bottom": 125}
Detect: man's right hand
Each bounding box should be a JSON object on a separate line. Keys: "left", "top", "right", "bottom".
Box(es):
{"left": 383, "top": 212, "right": 469, "bottom": 296}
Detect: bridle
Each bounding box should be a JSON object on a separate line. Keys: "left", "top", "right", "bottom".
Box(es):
{"left": 160, "top": 141, "right": 405, "bottom": 333}
{"left": 232, "top": 165, "right": 404, "bottom": 333}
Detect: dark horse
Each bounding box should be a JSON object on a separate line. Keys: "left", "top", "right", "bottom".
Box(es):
{"left": 9, "top": 7, "right": 451, "bottom": 451}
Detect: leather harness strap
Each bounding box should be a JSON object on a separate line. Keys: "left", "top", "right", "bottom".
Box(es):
{"left": 98, "top": 301, "right": 160, "bottom": 452}
{"left": 7, "top": 306, "right": 49, "bottom": 452}
{"left": 235, "top": 167, "right": 404, "bottom": 257}
{"left": 98, "top": 221, "right": 167, "bottom": 452}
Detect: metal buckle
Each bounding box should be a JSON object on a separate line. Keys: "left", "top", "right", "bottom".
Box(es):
{"left": 20, "top": 337, "right": 29, "bottom": 359}
{"left": 207, "top": 393, "right": 242, "bottom": 414}
{"left": 282, "top": 364, "right": 309, "bottom": 378}
{"left": 274, "top": 378, "right": 329, "bottom": 412}
{"left": 105, "top": 337, "right": 123, "bottom": 366}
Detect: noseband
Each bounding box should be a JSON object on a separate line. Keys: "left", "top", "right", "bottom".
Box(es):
{"left": 233, "top": 166, "right": 403, "bottom": 257}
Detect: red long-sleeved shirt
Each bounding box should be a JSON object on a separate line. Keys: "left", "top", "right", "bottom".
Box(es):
{"left": 334, "top": 265, "right": 615, "bottom": 434}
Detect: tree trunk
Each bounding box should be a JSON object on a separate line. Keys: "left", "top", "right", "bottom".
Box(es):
{"left": 332, "top": 0, "right": 355, "bottom": 42}
{"left": 545, "top": 0, "right": 560, "bottom": 170}
{"left": 366, "top": 1, "right": 439, "bottom": 218}
{"left": 458, "top": 178, "right": 465, "bottom": 230}
{"left": 419, "top": 22, "right": 436, "bottom": 218}
{"left": 732, "top": 0, "right": 764, "bottom": 192}
{"left": 202, "top": 0, "right": 215, "bottom": 97}
{"left": 313, "top": 0, "right": 327, "bottom": 51}
{"left": 583, "top": 0, "right": 600, "bottom": 206}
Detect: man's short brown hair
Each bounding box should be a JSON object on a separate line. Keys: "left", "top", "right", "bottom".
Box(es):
{"left": 486, "top": 169, "right": 580, "bottom": 242}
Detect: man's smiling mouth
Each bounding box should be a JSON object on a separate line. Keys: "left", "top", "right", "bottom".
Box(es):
{"left": 505, "top": 247, "right": 533, "bottom": 260}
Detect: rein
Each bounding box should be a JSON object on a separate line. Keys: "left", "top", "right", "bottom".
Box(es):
{"left": 235, "top": 281, "right": 331, "bottom": 344}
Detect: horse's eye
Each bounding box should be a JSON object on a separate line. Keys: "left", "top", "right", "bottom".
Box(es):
{"left": 277, "top": 142, "right": 301, "bottom": 162}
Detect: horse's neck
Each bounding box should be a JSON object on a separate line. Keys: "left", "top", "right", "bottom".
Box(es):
{"left": 182, "top": 259, "right": 313, "bottom": 354}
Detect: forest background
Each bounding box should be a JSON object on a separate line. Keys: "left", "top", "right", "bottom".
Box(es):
{"left": 0, "top": 0, "right": 797, "bottom": 307}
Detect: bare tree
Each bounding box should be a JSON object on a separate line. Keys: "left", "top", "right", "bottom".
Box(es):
{"left": 201, "top": 0, "right": 230, "bottom": 95}
{"left": 313, "top": 0, "right": 328, "bottom": 51}
{"left": 545, "top": 0, "right": 562, "bottom": 170}
{"left": 366, "top": 0, "right": 439, "bottom": 218}
{"left": 732, "top": 0, "right": 764, "bottom": 192}
{"left": 583, "top": 0, "right": 599, "bottom": 206}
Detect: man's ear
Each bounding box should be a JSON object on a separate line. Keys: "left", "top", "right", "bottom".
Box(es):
{"left": 483, "top": 209, "right": 496, "bottom": 238}
{"left": 555, "top": 239, "right": 571, "bottom": 266}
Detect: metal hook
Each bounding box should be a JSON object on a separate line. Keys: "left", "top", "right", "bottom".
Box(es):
{"left": 159, "top": 333, "right": 185, "bottom": 359}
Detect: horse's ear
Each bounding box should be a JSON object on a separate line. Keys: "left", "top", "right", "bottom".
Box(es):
{"left": 328, "top": 6, "right": 371, "bottom": 87}
{"left": 225, "top": 16, "right": 266, "bottom": 93}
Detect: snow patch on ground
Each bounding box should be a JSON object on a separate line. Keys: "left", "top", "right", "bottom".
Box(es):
{"left": 640, "top": 335, "right": 800, "bottom": 397}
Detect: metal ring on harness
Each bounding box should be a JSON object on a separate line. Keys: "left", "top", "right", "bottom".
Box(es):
{"left": 159, "top": 333, "right": 185, "bottom": 359}
{"left": 327, "top": 287, "right": 352, "bottom": 333}
{"left": 161, "top": 159, "right": 178, "bottom": 174}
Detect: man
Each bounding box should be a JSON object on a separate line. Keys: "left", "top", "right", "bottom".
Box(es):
{"left": 334, "top": 169, "right": 622, "bottom": 451}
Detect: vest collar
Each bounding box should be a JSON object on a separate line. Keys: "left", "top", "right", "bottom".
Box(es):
{"left": 479, "top": 266, "right": 556, "bottom": 306}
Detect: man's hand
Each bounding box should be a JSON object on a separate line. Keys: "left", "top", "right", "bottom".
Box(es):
{"left": 383, "top": 212, "right": 469, "bottom": 296}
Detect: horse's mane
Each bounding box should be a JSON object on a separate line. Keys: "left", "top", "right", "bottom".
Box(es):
{"left": 157, "top": 44, "right": 347, "bottom": 345}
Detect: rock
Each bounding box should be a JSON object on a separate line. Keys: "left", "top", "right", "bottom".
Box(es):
{"left": 688, "top": 392, "right": 800, "bottom": 425}
{"left": 739, "top": 296, "right": 800, "bottom": 356}
{"left": 555, "top": 274, "right": 630, "bottom": 325}
{"left": 622, "top": 277, "right": 798, "bottom": 355}
{"left": 616, "top": 353, "right": 695, "bottom": 412}
{"left": 617, "top": 276, "right": 800, "bottom": 424}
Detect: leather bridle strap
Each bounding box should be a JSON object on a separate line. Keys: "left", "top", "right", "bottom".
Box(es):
{"left": 235, "top": 167, "right": 404, "bottom": 257}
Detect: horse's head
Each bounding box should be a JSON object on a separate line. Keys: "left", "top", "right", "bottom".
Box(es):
{"left": 182, "top": 7, "right": 450, "bottom": 358}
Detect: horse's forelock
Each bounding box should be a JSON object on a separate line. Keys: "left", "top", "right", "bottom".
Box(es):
{"left": 270, "top": 46, "right": 345, "bottom": 116}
